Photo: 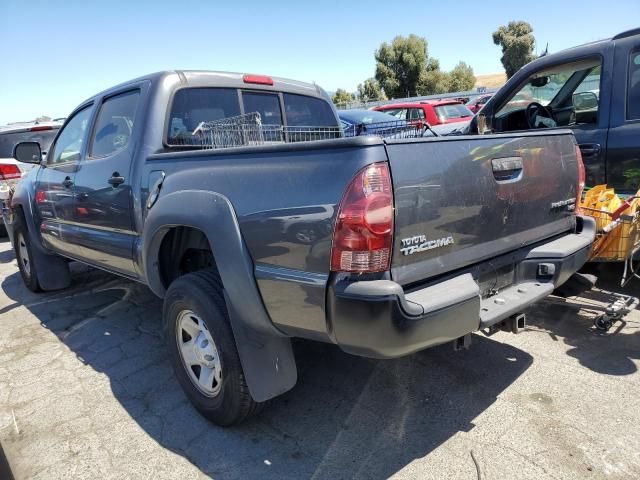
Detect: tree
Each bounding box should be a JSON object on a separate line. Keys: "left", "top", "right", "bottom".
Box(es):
{"left": 357, "top": 78, "right": 386, "bottom": 102}
{"left": 332, "top": 89, "right": 355, "bottom": 107}
{"left": 447, "top": 61, "right": 475, "bottom": 92}
{"left": 492, "top": 21, "right": 537, "bottom": 78}
{"left": 375, "top": 34, "right": 429, "bottom": 99}
{"left": 417, "top": 70, "right": 450, "bottom": 95}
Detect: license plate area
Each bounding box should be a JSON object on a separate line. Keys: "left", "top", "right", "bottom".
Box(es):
{"left": 477, "top": 264, "right": 515, "bottom": 298}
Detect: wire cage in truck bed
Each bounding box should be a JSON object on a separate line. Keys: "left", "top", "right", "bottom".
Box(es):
{"left": 170, "top": 112, "right": 430, "bottom": 149}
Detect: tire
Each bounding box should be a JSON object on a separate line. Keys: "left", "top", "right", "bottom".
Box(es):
{"left": 0, "top": 223, "right": 7, "bottom": 238}
{"left": 163, "top": 269, "right": 263, "bottom": 426}
{"left": 13, "top": 219, "right": 41, "bottom": 292}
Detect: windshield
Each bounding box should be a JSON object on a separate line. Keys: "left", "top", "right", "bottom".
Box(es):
{"left": 497, "top": 59, "right": 601, "bottom": 116}
{"left": 0, "top": 128, "right": 59, "bottom": 158}
{"left": 434, "top": 104, "right": 472, "bottom": 120}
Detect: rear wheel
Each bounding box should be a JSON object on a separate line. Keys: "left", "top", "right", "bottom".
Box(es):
{"left": 164, "top": 270, "right": 262, "bottom": 426}
{"left": 13, "top": 221, "right": 41, "bottom": 292}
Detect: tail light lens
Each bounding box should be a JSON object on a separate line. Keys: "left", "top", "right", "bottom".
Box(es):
{"left": 0, "top": 164, "right": 21, "bottom": 181}
{"left": 330, "top": 162, "right": 394, "bottom": 273}
{"left": 575, "top": 145, "right": 585, "bottom": 214}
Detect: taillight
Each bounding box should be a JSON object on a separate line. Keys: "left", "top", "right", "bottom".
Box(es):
{"left": 330, "top": 162, "right": 394, "bottom": 273}
{"left": 0, "top": 164, "right": 21, "bottom": 181}
{"left": 30, "top": 125, "right": 53, "bottom": 132}
{"left": 575, "top": 145, "right": 585, "bottom": 213}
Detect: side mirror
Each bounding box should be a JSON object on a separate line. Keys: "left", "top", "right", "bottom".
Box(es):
{"left": 13, "top": 142, "right": 42, "bottom": 164}
{"left": 572, "top": 91, "right": 598, "bottom": 111}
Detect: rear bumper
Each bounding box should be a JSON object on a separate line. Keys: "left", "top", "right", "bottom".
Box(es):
{"left": 328, "top": 216, "right": 595, "bottom": 359}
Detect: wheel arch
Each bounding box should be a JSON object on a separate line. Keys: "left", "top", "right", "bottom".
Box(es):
{"left": 142, "top": 190, "right": 297, "bottom": 402}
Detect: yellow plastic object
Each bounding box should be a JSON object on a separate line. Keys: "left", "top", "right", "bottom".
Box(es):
{"left": 580, "top": 185, "right": 640, "bottom": 261}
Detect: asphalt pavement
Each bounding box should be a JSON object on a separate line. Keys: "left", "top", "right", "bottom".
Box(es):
{"left": 0, "top": 238, "right": 639, "bottom": 479}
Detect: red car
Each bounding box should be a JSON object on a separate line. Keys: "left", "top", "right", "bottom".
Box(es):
{"left": 373, "top": 100, "right": 473, "bottom": 126}
{"left": 466, "top": 94, "right": 493, "bottom": 114}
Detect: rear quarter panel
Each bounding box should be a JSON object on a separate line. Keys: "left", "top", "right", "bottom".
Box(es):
{"left": 144, "top": 137, "right": 386, "bottom": 338}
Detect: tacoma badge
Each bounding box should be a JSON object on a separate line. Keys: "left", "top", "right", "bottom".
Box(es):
{"left": 400, "top": 235, "right": 455, "bottom": 256}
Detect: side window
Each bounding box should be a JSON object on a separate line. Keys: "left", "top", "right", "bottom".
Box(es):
{"left": 90, "top": 90, "right": 140, "bottom": 158}
{"left": 408, "top": 108, "right": 425, "bottom": 120}
{"left": 387, "top": 108, "right": 407, "bottom": 120}
{"left": 628, "top": 50, "right": 640, "bottom": 120}
{"left": 242, "top": 92, "right": 283, "bottom": 125}
{"left": 48, "top": 106, "right": 93, "bottom": 165}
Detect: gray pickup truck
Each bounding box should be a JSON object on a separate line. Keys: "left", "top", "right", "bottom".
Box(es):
{"left": 6, "top": 71, "right": 595, "bottom": 425}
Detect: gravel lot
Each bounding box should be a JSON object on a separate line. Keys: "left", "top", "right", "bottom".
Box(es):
{"left": 0, "top": 237, "right": 639, "bottom": 480}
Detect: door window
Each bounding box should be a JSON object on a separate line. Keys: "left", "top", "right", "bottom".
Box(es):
{"left": 408, "top": 108, "right": 425, "bottom": 120}
{"left": 90, "top": 90, "right": 140, "bottom": 158}
{"left": 48, "top": 107, "right": 93, "bottom": 165}
{"left": 628, "top": 50, "right": 640, "bottom": 120}
{"left": 383, "top": 108, "right": 407, "bottom": 120}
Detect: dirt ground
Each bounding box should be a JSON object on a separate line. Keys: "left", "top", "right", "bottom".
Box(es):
{"left": 0, "top": 237, "right": 639, "bottom": 479}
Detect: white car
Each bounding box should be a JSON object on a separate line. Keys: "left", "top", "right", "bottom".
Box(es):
{"left": 0, "top": 121, "right": 62, "bottom": 234}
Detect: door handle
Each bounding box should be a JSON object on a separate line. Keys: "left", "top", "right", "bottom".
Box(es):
{"left": 579, "top": 143, "right": 601, "bottom": 156}
{"left": 62, "top": 176, "right": 73, "bottom": 188}
{"left": 491, "top": 156, "right": 523, "bottom": 182}
{"left": 108, "top": 172, "right": 125, "bottom": 187}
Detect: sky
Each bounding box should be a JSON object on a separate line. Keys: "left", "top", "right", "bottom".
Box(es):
{"left": 1, "top": 0, "right": 638, "bottom": 124}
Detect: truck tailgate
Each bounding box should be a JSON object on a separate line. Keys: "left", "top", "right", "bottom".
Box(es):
{"left": 387, "top": 130, "right": 580, "bottom": 286}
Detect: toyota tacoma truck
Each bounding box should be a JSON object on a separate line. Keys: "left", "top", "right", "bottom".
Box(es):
{"left": 5, "top": 70, "right": 595, "bottom": 426}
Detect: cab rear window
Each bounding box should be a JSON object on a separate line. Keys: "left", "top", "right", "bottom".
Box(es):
{"left": 283, "top": 93, "right": 338, "bottom": 127}
{"left": 167, "top": 88, "right": 241, "bottom": 145}
{"left": 166, "top": 87, "right": 338, "bottom": 147}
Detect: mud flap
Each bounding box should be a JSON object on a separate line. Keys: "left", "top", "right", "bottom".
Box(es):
{"left": 16, "top": 211, "right": 71, "bottom": 291}
{"left": 225, "top": 292, "right": 297, "bottom": 402}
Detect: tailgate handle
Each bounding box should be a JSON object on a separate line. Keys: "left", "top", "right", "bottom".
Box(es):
{"left": 491, "top": 156, "right": 523, "bottom": 182}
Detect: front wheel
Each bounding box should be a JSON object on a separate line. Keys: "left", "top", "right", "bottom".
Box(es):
{"left": 164, "top": 270, "right": 263, "bottom": 426}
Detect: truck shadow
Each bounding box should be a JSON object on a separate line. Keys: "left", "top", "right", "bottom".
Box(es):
{"left": 527, "top": 299, "right": 640, "bottom": 376}
{"left": 525, "top": 263, "right": 640, "bottom": 376}
{"left": 2, "top": 266, "right": 533, "bottom": 480}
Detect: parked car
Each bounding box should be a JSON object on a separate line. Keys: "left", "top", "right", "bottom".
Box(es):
{"left": 0, "top": 121, "right": 61, "bottom": 235}
{"left": 374, "top": 100, "right": 473, "bottom": 126}
{"left": 338, "top": 109, "right": 407, "bottom": 136}
{"left": 467, "top": 27, "right": 640, "bottom": 192}
{"left": 466, "top": 94, "right": 493, "bottom": 114}
{"left": 6, "top": 70, "right": 593, "bottom": 426}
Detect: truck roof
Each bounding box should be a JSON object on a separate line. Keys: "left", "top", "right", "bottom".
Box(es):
{"left": 81, "top": 70, "right": 327, "bottom": 106}
{"left": 525, "top": 27, "right": 639, "bottom": 72}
